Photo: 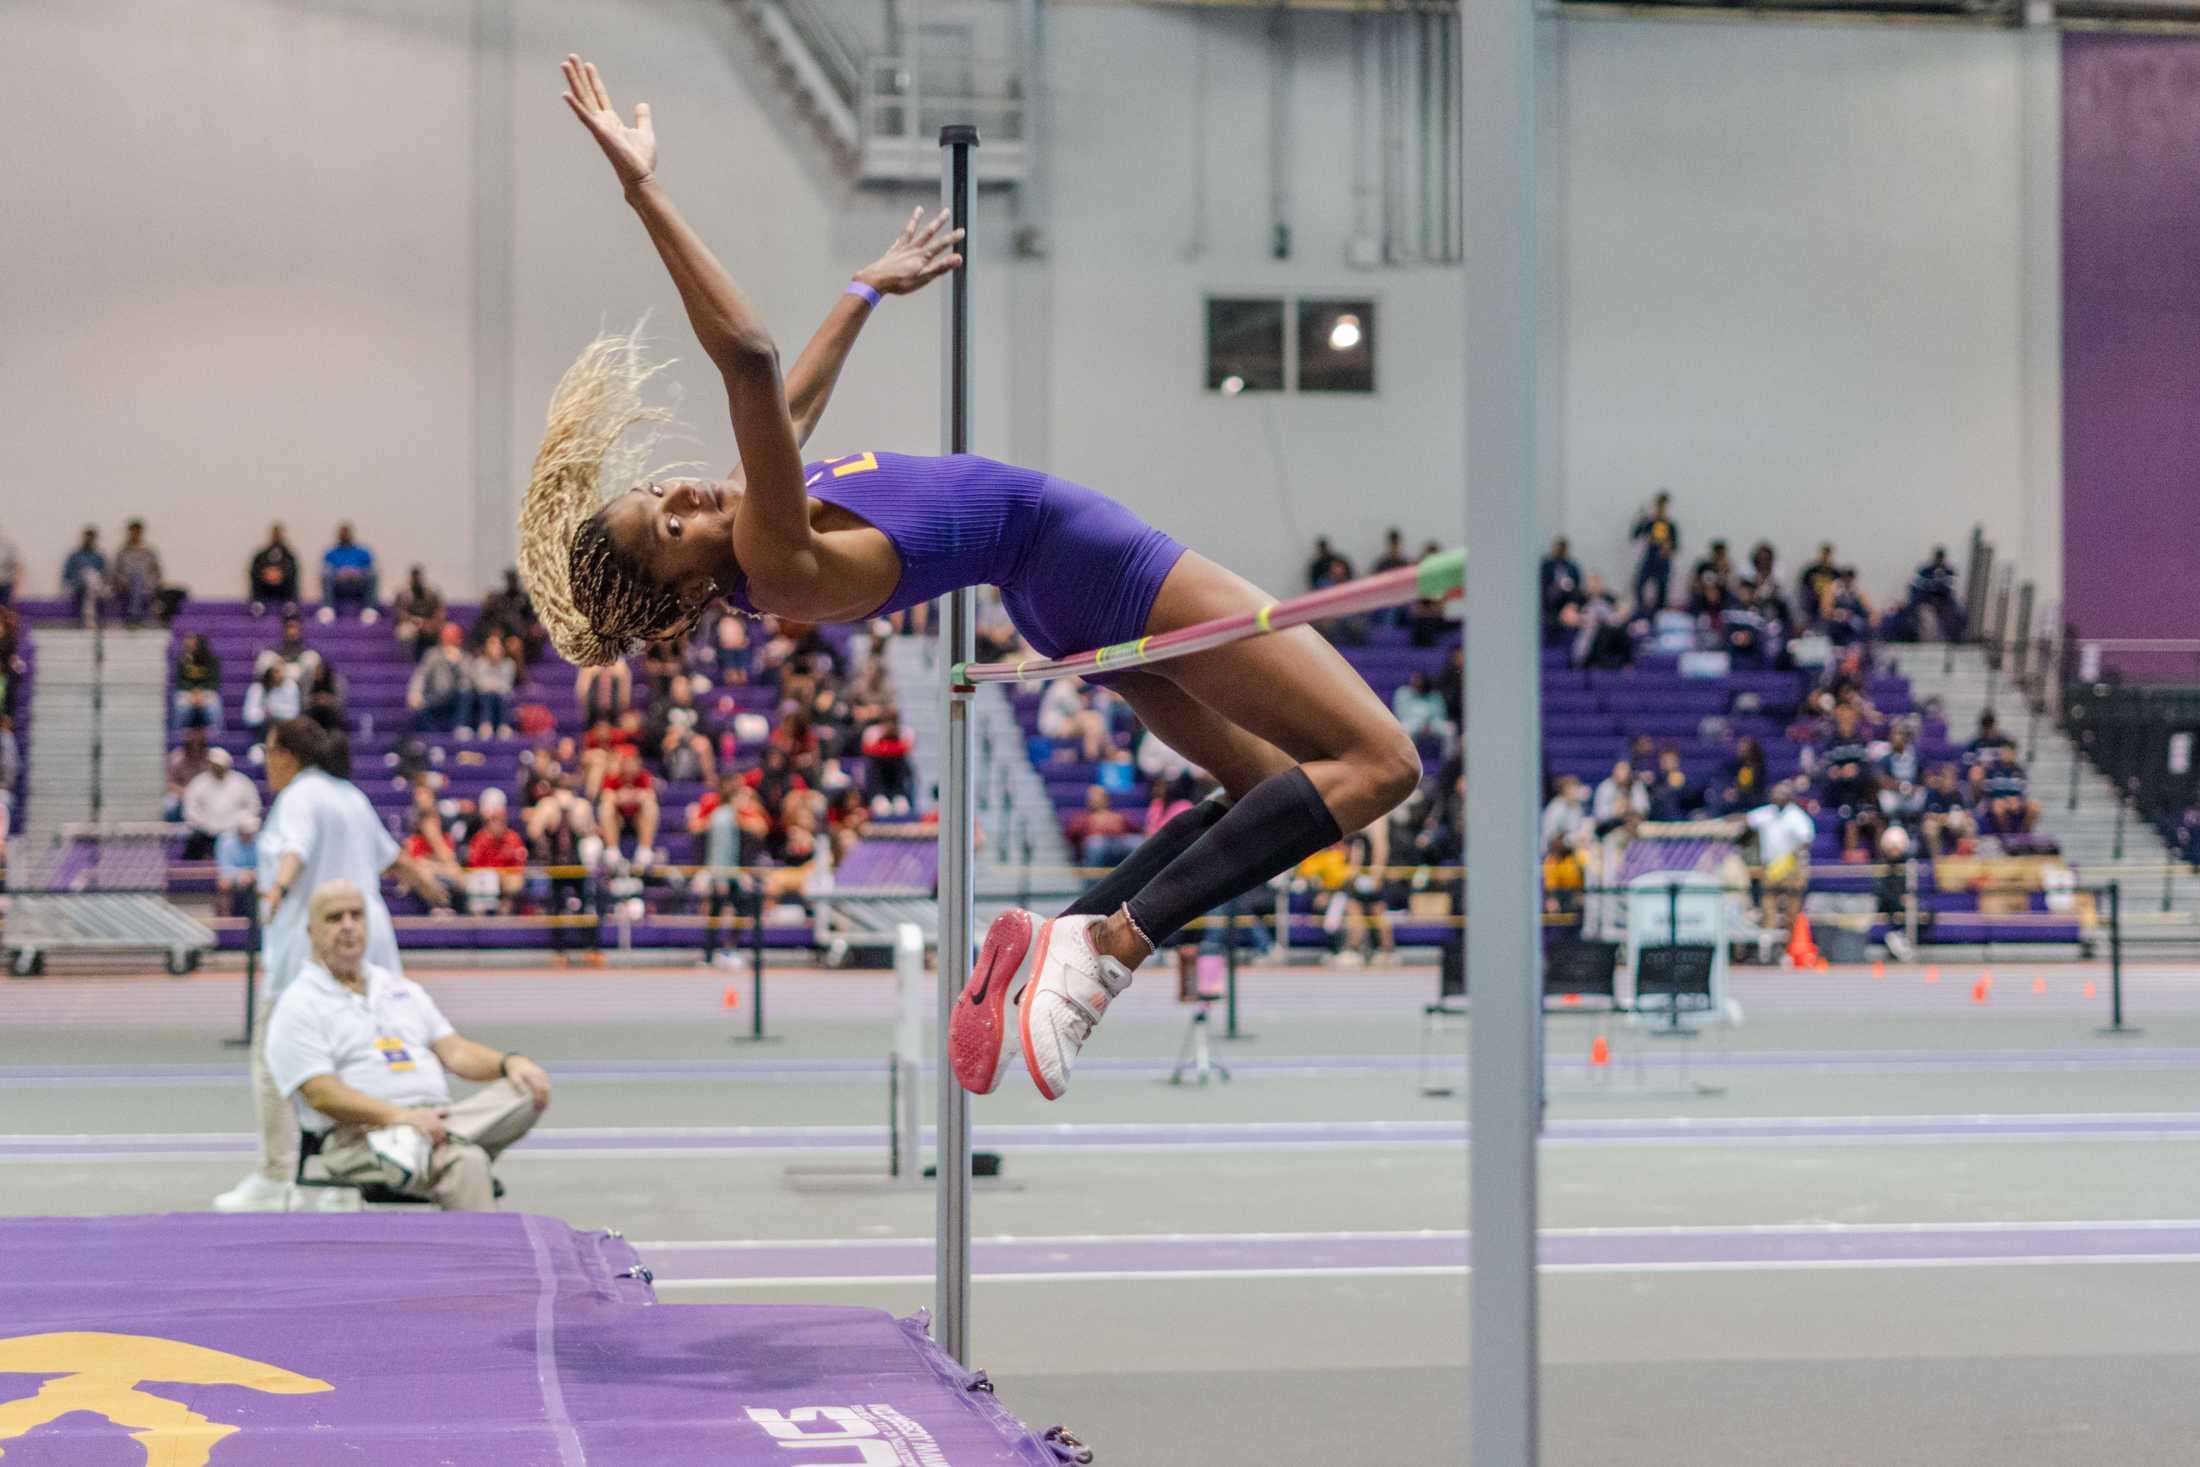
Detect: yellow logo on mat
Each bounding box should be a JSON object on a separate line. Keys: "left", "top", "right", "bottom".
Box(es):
{"left": 0, "top": 1332, "right": 332, "bottom": 1467}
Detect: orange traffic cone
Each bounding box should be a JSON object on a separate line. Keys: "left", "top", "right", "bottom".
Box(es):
{"left": 1786, "top": 913, "right": 1824, "bottom": 969}
{"left": 1924, "top": 966, "right": 1940, "bottom": 984}
{"left": 2032, "top": 977, "right": 2047, "bottom": 995}
{"left": 2083, "top": 980, "right": 2098, "bottom": 1000}
{"left": 1871, "top": 961, "right": 1887, "bottom": 979}
{"left": 722, "top": 983, "right": 741, "bottom": 1010}
{"left": 1589, "top": 1035, "right": 1610, "bottom": 1067}
{"left": 1971, "top": 976, "right": 1991, "bottom": 1004}
{"left": 1561, "top": 992, "right": 1582, "bottom": 1008}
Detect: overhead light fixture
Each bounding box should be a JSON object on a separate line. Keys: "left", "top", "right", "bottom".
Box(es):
{"left": 1328, "top": 315, "right": 1362, "bottom": 352}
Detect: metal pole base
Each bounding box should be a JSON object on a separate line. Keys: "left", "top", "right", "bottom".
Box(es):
{"left": 1169, "top": 1004, "right": 1230, "bottom": 1086}
{"left": 728, "top": 1033, "right": 783, "bottom": 1045}
{"left": 2096, "top": 1025, "right": 2146, "bottom": 1038}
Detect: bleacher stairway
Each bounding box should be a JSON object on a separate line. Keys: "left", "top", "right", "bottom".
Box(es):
{"left": 883, "top": 631, "right": 1070, "bottom": 883}
{"left": 11, "top": 629, "right": 168, "bottom": 872}
{"left": 1900, "top": 644, "right": 2200, "bottom": 920}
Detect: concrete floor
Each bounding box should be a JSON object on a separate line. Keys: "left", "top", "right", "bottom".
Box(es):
{"left": 5, "top": 957, "right": 2200, "bottom": 1464}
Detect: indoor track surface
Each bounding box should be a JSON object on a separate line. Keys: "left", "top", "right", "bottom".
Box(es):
{"left": 7, "top": 958, "right": 2200, "bottom": 1466}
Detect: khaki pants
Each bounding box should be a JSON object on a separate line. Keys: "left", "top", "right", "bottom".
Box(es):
{"left": 248, "top": 1001, "right": 298, "bottom": 1184}
{"left": 315, "top": 1079, "right": 542, "bottom": 1211}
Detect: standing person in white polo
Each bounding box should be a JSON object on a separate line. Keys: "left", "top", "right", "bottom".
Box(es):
{"left": 266, "top": 880, "right": 550, "bottom": 1210}
{"left": 213, "top": 719, "right": 447, "bottom": 1211}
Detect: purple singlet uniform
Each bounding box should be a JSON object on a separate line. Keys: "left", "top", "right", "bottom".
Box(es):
{"left": 726, "top": 452, "right": 1186, "bottom": 675}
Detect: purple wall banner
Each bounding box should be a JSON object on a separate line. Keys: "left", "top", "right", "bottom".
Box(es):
{"left": 2062, "top": 34, "right": 2200, "bottom": 642}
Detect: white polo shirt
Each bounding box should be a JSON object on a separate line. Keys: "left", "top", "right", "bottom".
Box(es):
{"left": 260, "top": 768, "right": 402, "bottom": 1000}
{"left": 264, "top": 960, "right": 455, "bottom": 1133}
{"left": 1747, "top": 801, "right": 1817, "bottom": 868}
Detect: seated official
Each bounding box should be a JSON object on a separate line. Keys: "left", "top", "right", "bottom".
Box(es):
{"left": 265, "top": 880, "right": 550, "bottom": 1210}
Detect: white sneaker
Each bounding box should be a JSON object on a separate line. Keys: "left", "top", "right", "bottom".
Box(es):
{"left": 949, "top": 909, "right": 1039, "bottom": 1095}
{"left": 212, "top": 1174, "right": 294, "bottom": 1212}
{"left": 1017, "top": 914, "right": 1131, "bottom": 1102}
{"left": 359, "top": 607, "right": 380, "bottom": 626}
{"left": 310, "top": 1185, "right": 361, "bottom": 1212}
{"left": 315, "top": 606, "right": 336, "bottom": 624}
{"left": 1884, "top": 931, "right": 1915, "bottom": 963}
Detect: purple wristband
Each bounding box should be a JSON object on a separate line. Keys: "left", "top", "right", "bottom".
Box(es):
{"left": 845, "top": 280, "right": 882, "bottom": 308}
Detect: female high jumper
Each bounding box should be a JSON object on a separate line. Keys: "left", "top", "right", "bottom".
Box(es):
{"left": 534, "top": 55, "right": 1422, "bottom": 1101}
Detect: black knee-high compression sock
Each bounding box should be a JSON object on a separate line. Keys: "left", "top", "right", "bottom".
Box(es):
{"left": 1122, "top": 766, "right": 1342, "bottom": 948}
{"left": 1059, "top": 793, "right": 1232, "bottom": 919}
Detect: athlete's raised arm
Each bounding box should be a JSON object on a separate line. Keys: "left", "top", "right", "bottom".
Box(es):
{"left": 781, "top": 207, "right": 962, "bottom": 451}
{"left": 560, "top": 55, "right": 814, "bottom": 586}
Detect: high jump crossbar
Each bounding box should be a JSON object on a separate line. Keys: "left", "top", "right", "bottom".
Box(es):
{"left": 951, "top": 549, "right": 1467, "bottom": 688}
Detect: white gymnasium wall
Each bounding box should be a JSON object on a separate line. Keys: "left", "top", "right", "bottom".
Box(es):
{"left": 0, "top": 0, "right": 475, "bottom": 600}
{"left": 2, "top": 2, "right": 2056, "bottom": 606}
{"left": 1558, "top": 18, "right": 2045, "bottom": 603}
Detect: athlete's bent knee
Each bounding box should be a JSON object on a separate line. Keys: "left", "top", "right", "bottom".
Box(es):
{"left": 1367, "top": 730, "right": 1425, "bottom": 813}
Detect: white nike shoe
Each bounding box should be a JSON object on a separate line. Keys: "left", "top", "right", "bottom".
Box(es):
{"left": 212, "top": 1173, "right": 294, "bottom": 1212}
{"left": 1017, "top": 914, "right": 1132, "bottom": 1102}
{"left": 949, "top": 909, "right": 1039, "bottom": 1095}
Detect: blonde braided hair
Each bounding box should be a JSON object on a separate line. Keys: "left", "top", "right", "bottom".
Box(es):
{"left": 519, "top": 324, "right": 694, "bottom": 667}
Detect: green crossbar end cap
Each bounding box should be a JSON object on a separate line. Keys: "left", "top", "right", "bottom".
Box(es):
{"left": 1417, "top": 548, "right": 1467, "bottom": 599}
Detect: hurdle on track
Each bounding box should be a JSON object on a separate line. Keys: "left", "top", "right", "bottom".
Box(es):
{"left": 929, "top": 123, "right": 1469, "bottom": 1364}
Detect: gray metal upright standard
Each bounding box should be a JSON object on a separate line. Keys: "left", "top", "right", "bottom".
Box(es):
{"left": 934, "top": 121, "right": 981, "bottom": 1365}
{"left": 1461, "top": 0, "right": 1543, "bottom": 1462}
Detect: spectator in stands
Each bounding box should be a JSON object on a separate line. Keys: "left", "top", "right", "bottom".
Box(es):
{"left": 303, "top": 660, "right": 346, "bottom": 733}
{"left": 1978, "top": 748, "right": 2038, "bottom": 837}
{"left": 1329, "top": 821, "right": 1395, "bottom": 967}
{"left": 775, "top": 786, "right": 825, "bottom": 868}
{"left": 265, "top": 879, "right": 550, "bottom": 1211}
{"left": 242, "top": 660, "right": 301, "bottom": 732}
{"left": 1306, "top": 535, "right": 1354, "bottom": 592}
{"left": 1541, "top": 774, "right": 1592, "bottom": 850}
{"left": 1796, "top": 543, "right": 1841, "bottom": 622}
{"left": 576, "top": 659, "right": 631, "bottom": 724}
{"left": 1408, "top": 539, "right": 1452, "bottom": 647}
{"left": 526, "top": 767, "right": 601, "bottom": 965}
{"left": 1038, "top": 679, "right": 1109, "bottom": 762}
{"left": 112, "top": 519, "right": 166, "bottom": 626}
{"left": 254, "top": 613, "right": 322, "bottom": 684}
{"left": 1966, "top": 711, "right": 2016, "bottom": 762}
{"left": 1540, "top": 537, "right": 1582, "bottom": 640}
{"left": 1629, "top": 491, "right": 1678, "bottom": 611}
{"left": 1720, "top": 580, "right": 1774, "bottom": 669}
{"left": 1685, "top": 564, "right": 1730, "bottom": 620}
{"left": 478, "top": 567, "right": 544, "bottom": 664}
{"left": 708, "top": 613, "right": 755, "bottom": 686}
{"left": 1146, "top": 770, "right": 1199, "bottom": 837}
{"left": 640, "top": 636, "right": 685, "bottom": 706}
{"left": 1919, "top": 762, "right": 1974, "bottom": 856}
{"left": 597, "top": 744, "right": 660, "bottom": 867}
{"left": 1744, "top": 542, "right": 1794, "bottom": 633}
{"left": 466, "top": 631, "right": 519, "bottom": 741}
{"left": 861, "top": 712, "right": 916, "bottom": 812}
{"left": 1747, "top": 781, "right": 1816, "bottom": 934}
{"left": 647, "top": 677, "right": 717, "bottom": 783}
{"left": 173, "top": 633, "right": 223, "bottom": 731}
{"left": 214, "top": 813, "right": 258, "bottom": 919}
{"left": 1566, "top": 575, "right": 1632, "bottom": 670}
{"left": 1819, "top": 569, "right": 1873, "bottom": 647}
{"left": 1876, "top": 720, "right": 1925, "bottom": 825}
{"left": 1372, "top": 528, "right": 1411, "bottom": 575}
{"left": 1647, "top": 746, "right": 1698, "bottom": 822}
{"left": 807, "top": 685, "right": 855, "bottom": 760}
{"left": 825, "top": 784, "right": 870, "bottom": 862}
{"left": 1437, "top": 645, "right": 1463, "bottom": 730}
{"left": 1593, "top": 760, "right": 1649, "bottom": 831}
{"left": 164, "top": 725, "right": 216, "bottom": 821}
{"left": 974, "top": 587, "right": 1020, "bottom": 660}
{"left": 0, "top": 527, "right": 17, "bottom": 605}
{"left": 249, "top": 523, "right": 300, "bottom": 616}
{"left": 1543, "top": 833, "right": 1586, "bottom": 920}
{"left": 1813, "top": 702, "right": 1876, "bottom": 848}
{"left": 0, "top": 606, "right": 22, "bottom": 718}
{"left": 319, "top": 523, "right": 378, "bottom": 622}
{"left": 463, "top": 789, "right": 529, "bottom": 913}
{"left": 391, "top": 565, "right": 445, "bottom": 662}
{"left": 62, "top": 525, "right": 105, "bottom": 624}
{"left": 407, "top": 624, "right": 471, "bottom": 735}
{"left": 401, "top": 788, "right": 465, "bottom": 895}
{"left": 1391, "top": 670, "right": 1454, "bottom": 752}
{"left": 1898, "top": 547, "right": 1965, "bottom": 642}
{"left": 1070, "top": 785, "right": 1140, "bottom": 868}
{"left": 181, "top": 746, "right": 260, "bottom": 862}
{"left": 688, "top": 773, "right": 761, "bottom": 967}
{"left": 1690, "top": 539, "right": 1735, "bottom": 595}
{"left": 1873, "top": 823, "right": 1924, "bottom": 960}
{"left": 0, "top": 714, "right": 18, "bottom": 819}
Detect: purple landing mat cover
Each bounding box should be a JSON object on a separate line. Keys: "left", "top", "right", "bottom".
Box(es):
{"left": 0, "top": 1213, "right": 1074, "bottom": 1466}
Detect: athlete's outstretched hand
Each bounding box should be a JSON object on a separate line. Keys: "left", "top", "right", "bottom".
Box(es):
{"left": 855, "top": 207, "right": 965, "bottom": 296}
{"left": 562, "top": 54, "right": 656, "bottom": 188}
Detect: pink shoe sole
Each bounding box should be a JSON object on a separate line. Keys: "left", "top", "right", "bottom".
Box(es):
{"left": 949, "top": 910, "right": 1035, "bottom": 1094}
